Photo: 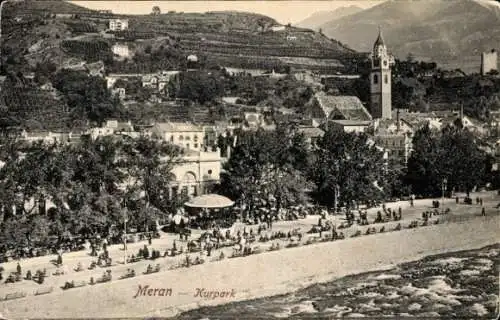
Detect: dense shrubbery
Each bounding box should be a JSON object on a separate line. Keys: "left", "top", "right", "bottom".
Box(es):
{"left": 51, "top": 69, "right": 123, "bottom": 124}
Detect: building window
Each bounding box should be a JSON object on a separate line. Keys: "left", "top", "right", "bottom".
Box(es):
{"left": 374, "top": 59, "right": 380, "bottom": 67}
{"left": 194, "top": 143, "right": 198, "bottom": 148}
{"left": 185, "top": 136, "right": 191, "bottom": 141}
{"left": 208, "top": 169, "right": 212, "bottom": 175}
{"left": 384, "top": 74, "right": 388, "bottom": 84}
{"left": 170, "top": 135, "right": 174, "bottom": 142}
{"left": 194, "top": 135, "right": 198, "bottom": 142}
{"left": 373, "top": 74, "right": 379, "bottom": 84}
{"left": 179, "top": 135, "right": 184, "bottom": 141}
{"left": 186, "top": 143, "right": 190, "bottom": 149}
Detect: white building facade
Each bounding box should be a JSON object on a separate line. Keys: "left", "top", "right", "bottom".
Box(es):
{"left": 109, "top": 19, "right": 129, "bottom": 31}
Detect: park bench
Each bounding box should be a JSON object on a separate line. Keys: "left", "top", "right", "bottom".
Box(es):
{"left": 34, "top": 286, "right": 53, "bottom": 296}
{"left": 251, "top": 246, "right": 263, "bottom": 254}
{"left": 52, "top": 269, "right": 65, "bottom": 276}
{"left": 351, "top": 230, "right": 362, "bottom": 238}
{"left": 4, "top": 291, "right": 26, "bottom": 301}
{"left": 4, "top": 273, "right": 21, "bottom": 283}
{"left": 407, "top": 221, "right": 419, "bottom": 229}
{"left": 143, "top": 264, "right": 161, "bottom": 275}
{"left": 119, "top": 269, "right": 136, "bottom": 280}
{"left": 127, "top": 256, "right": 142, "bottom": 263}
{"left": 267, "top": 243, "right": 282, "bottom": 251}
{"left": 96, "top": 274, "right": 112, "bottom": 283}
{"left": 62, "top": 280, "right": 87, "bottom": 290}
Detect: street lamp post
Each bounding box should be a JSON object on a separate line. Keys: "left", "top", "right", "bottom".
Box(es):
{"left": 442, "top": 178, "right": 447, "bottom": 212}
{"left": 333, "top": 184, "right": 340, "bottom": 215}
{"left": 123, "top": 207, "right": 128, "bottom": 265}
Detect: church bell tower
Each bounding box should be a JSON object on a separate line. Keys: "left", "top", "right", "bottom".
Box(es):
{"left": 370, "top": 27, "right": 394, "bottom": 119}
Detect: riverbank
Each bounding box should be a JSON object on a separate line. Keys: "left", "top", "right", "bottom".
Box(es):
{"left": 0, "top": 213, "right": 498, "bottom": 318}
{"left": 176, "top": 243, "right": 499, "bottom": 318}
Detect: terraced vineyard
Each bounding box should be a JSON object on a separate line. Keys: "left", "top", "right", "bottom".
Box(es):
{"left": 61, "top": 40, "right": 112, "bottom": 63}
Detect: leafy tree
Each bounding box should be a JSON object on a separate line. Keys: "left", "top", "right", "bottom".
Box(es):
{"left": 151, "top": 6, "right": 161, "bottom": 15}
{"left": 438, "top": 125, "right": 489, "bottom": 194}
{"left": 176, "top": 71, "right": 225, "bottom": 104}
{"left": 51, "top": 70, "right": 123, "bottom": 124}
{"left": 310, "top": 128, "right": 389, "bottom": 208}
{"left": 405, "top": 124, "right": 441, "bottom": 196}
{"left": 220, "top": 126, "right": 311, "bottom": 211}
{"left": 406, "top": 123, "right": 489, "bottom": 197}
{"left": 121, "top": 136, "right": 182, "bottom": 231}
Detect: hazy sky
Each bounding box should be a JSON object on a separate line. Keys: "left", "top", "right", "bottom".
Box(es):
{"left": 70, "top": 1, "right": 383, "bottom": 24}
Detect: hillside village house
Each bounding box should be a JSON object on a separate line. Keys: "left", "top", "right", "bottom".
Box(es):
{"left": 109, "top": 19, "right": 129, "bottom": 31}
{"left": 297, "top": 126, "right": 324, "bottom": 148}
{"left": 330, "top": 120, "right": 372, "bottom": 133}
{"left": 151, "top": 122, "right": 217, "bottom": 152}
{"left": 142, "top": 71, "right": 180, "bottom": 94}
{"left": 106, "top": 73, "right": 139, "bottom": 89}
{"left": 86, "top": 120, "right": 136, "bottom": 140}
{"left": 20, "top": 130, "right": 82, "bottom": 145}
{"left": 111, "top": 87, "right": 126, "bottom": 100}
{"left": 112, "top": 43, "right": 130, "bottom": 58}
{"left": 270, "top": 25, "right": 286, "bottom": 32}
{"left": 372, "top": 116, "right": 414, "bottom": 165}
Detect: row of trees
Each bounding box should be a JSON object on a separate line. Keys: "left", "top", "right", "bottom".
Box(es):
{"left": 0, "top": 121, "right": 493, "bottom": 249}
{"left": 406, "top": 123, "right": 493, "bottom": 196}
{"left": 219, "top": 125, "right": 397, "bottom": 212}
{"left": 220, "top": 122, "right": 494, "bottom": 212}
{"left": 0, "top": 135, "right": 183, "bottom": 249}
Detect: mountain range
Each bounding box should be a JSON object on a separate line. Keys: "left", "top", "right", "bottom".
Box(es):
{"left": 316, "top": 0, "right": 500, "bottom": 73}
{"left": 295, "top": 5, "right": 363, "bottom": 30}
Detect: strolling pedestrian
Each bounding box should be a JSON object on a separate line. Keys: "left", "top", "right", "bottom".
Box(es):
{"left": 481, "top": 207, "right": 486, "bottom": 216}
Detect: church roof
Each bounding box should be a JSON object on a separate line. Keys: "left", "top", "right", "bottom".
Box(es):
{"left": 313, "top": 92, "right": 372, "bottom": 121}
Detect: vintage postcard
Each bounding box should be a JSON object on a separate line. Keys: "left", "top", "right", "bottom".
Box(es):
{"left": 0, "top": 0, "right": 499, "bottom": 318}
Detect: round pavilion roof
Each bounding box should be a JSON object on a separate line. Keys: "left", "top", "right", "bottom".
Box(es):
{"left": 184, "top": 194, "right": 234, "bottom": 208}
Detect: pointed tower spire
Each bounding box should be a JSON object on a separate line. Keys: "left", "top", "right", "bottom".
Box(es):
{"left": 374, "top": 26, "right": 385, "bottom": 49}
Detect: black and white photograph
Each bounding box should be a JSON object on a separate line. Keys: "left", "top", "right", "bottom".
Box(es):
{"left": 0, "top": 0, "right": 499, "bottom": 318}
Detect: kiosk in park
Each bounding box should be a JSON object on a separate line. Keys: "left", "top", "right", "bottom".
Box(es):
{"left": 184, "top": 194, "right": 236, "bottom": 229}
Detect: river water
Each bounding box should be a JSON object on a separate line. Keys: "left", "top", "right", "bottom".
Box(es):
{"left": 174, "top": 243, "right": 499, "bottom": 319}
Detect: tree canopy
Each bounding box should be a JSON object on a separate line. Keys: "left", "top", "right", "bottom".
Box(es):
{"left": 406, "top": 123, "right": 491, "bottom": 196}
{"left": 310, "top": 128, "right": 390, "bottom": 208}
{"left": 219, "top": 125, "right": 311, "bottom": 212}
{"left": 0, "top": 135, "right": 182, "bottom": 248}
